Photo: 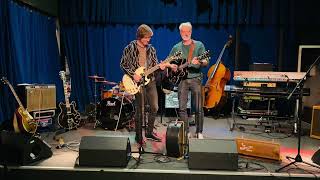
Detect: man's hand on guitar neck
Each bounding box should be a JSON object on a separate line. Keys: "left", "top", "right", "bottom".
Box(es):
{"left": 159, "top": 62, "right": 178, "bottom": 71}
{"left": 192, "top": 57, "right": 208, "bottom": 66}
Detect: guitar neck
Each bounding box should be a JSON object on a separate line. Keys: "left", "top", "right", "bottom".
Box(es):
{"left": 208, "top": 45, "right": 227, "bottom": 81}
{"left": 145, "top": 56, "right": 177, "bottom": 76}
{"left": 145, "top": 64, "right": 160, "bottom": 77}
{"left": 62, "top": 76, "right": 71, "bottom": 110}
{"left": 7, "top": 83, "right": 25, "bottom": 110}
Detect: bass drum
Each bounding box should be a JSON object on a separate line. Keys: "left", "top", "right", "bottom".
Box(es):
{"left": 166, "top": 121, "right": 185, "bottom": 158}
{"left": 97, "top": 97, "right": 134, "bottom": 130}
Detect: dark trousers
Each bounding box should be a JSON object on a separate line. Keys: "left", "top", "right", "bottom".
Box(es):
{"left": 178, "top": 78, "right": 204, "bottom": 133}
{"left": 134, "top": 80, "right": 159, "bottom": 141}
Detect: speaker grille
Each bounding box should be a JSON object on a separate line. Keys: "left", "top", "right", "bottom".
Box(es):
{"left": 25, "top": 85, "right": 56, "bottom": 111}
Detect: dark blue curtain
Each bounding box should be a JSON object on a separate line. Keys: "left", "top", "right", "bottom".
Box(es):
{"left": 0, "top": 0, "right": 60, "bottom": 126}
{"left": 59, "top": 0, "right": 320, "bottom": 26}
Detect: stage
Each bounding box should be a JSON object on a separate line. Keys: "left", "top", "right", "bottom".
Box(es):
{"left": 1, "top": 116, "right": 320, "bottom": 180}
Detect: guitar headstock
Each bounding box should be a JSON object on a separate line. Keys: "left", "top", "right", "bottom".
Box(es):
{"left": 166, "top": 51, "right": 182, "bottom": 63}
{"left": 59, "top": 71, "right": 66, "bottom": 82}
{"left": 173, "top": 50, "right": 182, "bottom": 59}
{"left": 1, "top": 77, "right": 9, "bottom": 85}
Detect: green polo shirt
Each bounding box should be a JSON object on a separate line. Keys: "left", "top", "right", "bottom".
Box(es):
{"left": 169, "top": 40, "right": 207, "bottom": 79}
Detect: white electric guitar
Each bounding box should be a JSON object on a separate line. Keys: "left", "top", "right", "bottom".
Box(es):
{"left": 122, "top": 51, "right": 182, "bottom": 95}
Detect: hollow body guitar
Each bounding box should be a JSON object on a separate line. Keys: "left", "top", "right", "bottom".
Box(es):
{"left": 1, "top": 77, "right": 37, "bottom": 134}
{"left": 57, "top": 71, "right": 81, "bottom": 130}
{"left": 122, "top": 51, "right": 182, "bottom": 95}
{"left": 168, "top": 50, "right": 211, "bottom": 85}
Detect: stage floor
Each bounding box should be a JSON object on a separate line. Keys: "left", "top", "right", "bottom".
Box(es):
{"left": 1, "top": 116, "right": 320, "bottom": 180}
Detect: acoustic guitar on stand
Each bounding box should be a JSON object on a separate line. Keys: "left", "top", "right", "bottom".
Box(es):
{"left": 1, "top": 77, "right": 37, "bottom": 134}
{"left": 122, "top": 51, "right": 182, "bottom": 95}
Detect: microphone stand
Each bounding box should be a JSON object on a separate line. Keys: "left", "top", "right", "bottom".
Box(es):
{"left": 133, "top": 73, "right": 162, "bottom": 165}
{"left": 276, "top": 55, "right": 320, "bottom": 172}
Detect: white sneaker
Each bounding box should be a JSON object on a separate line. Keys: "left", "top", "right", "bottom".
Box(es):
{"left": 197, "top": 133, "right": 204, "bottom": 139}
{"left": 187, "top": 132, "right": 192, "bottom": 139}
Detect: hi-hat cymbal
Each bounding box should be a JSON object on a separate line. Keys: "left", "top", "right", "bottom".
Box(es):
{"left": 88, "top": 75, "right": 104, "bottom": 79}
{"left": 97, "top": 80, "right": 118, "bottom": 85}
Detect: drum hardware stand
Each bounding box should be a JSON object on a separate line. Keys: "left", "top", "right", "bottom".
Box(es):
{"left": 276, "top": 55, "right": 320, "bottom": 172}
{"left": 114, "top": 89, "right": 126, "bottom": 131}
{"left": 92, "top": 79, "right": 100, "bottom": 129}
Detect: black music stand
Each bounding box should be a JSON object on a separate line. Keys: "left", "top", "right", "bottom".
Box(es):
{"left": 276, "top": 55, "right": 320, "bottom": 172}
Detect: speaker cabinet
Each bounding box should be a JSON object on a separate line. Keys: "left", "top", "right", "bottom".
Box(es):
{"left": 312, "top": 149, "right": 320, "bottom": 166}
{"left": 18, "top": 85, "right": 56, "bottom": 112}
{"left": 310, "top": 105, "right": 320, "bottom": 139}
{"left": 79, "top": 136, "right": 131, "bottom": 167}
{"left": 0, "top": 131, "right": 53, "bottom": 165}
{"left": 188, "top": 139, "right": 238, "bottom": 170}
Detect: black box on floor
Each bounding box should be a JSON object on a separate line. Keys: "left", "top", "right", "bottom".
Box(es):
{"left": 79, "top": 136, "right": 131, "bottom": 167}
{"left": 188, "top": 139, "right": 238, "bottom": 170}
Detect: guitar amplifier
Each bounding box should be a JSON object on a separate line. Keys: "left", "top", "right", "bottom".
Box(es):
{"left": 17, "top": 84, "right": 56, "bottom": 112}
{"left": 310, "top": 105, "right": 320, "bottom": 139}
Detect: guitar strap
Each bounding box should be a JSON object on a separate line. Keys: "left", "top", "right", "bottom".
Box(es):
{"left": 187, "top": 40, "right": 195, "bottom": 63}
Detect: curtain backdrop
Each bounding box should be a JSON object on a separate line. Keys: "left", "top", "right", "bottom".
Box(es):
{"left": 0, "top": 0, "right": 60, "bottom": 126}
{"left": 2, "top": 0, "right": 320, "bottom": 126}
{"left": 59, "top": 0, "right": 320, "bottom": 26}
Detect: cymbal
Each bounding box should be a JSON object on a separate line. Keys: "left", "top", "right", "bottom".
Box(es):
{"left": 88, "top": 75, "right": 104, "bottom": 79}
{"left": 97, "top": 80, "right": 118, "bottom": 85}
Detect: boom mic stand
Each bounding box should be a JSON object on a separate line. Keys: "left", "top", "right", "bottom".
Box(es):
{"left": 276, "top": 55, "right": 320, "bottom": 172}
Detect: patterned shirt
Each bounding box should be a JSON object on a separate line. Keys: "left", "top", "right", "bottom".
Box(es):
{"left": 120, "top": 40, "right": 158, "bottom": 77}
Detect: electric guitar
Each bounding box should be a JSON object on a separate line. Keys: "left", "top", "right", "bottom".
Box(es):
{"left": 122, "top": 51, "right": 182, "bottom": 95}
{"left": 57, "top": 71, "right": 81, "bottom": 130}
{"left": 1, "top": 77, "right": 37, "bottom": 134}
{"left": 169, "top": 50, "right": 211, "bottom": 85}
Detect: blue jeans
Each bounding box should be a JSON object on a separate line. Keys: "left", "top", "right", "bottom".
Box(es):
{"left": 134, "top": 80, "right": 159, "bottom": 140}
{"left": 178, "top": 78, "right": 204, "bottom": 133}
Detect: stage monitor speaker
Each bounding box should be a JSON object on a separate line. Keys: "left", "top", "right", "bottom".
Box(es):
{"left": 0, "top": 131, "right": 53, "bottom": 165}
{"left": 79, "top": 136, "right": 131, "bottom": 167}
{"left": 18, "top": 85, "right": 56, "bottom": 112}
{"left": 312, "top": 149, "right": 320, "bottom": 166}
{"left": 188, "top": 139, "right": 238, "bottom": 170}
{"left": 310, "top": 105, "right": 320, "bottom": 139}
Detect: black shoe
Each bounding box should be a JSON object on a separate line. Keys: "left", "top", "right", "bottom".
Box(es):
{"left": 145, "top": 133, "right": 162, "bottom": 142}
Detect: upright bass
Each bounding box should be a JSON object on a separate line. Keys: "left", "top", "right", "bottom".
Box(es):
{"left": 204, "top": 36, "right": 232, "bottom": 109}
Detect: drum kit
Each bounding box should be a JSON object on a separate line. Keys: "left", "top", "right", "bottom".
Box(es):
{"left": 88, "top": 75, "right": 135, "bottom": 130}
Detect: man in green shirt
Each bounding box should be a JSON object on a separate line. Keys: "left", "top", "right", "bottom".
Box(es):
{"left": 169, "top": 22, "right": 209, "bottom": 139}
